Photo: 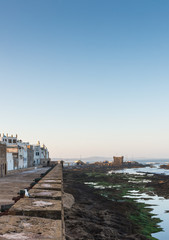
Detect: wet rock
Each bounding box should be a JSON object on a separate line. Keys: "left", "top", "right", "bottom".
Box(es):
{"left": 63, "top": 193, "right": 75, "bottom": 209}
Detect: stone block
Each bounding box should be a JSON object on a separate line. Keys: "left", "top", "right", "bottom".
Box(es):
{"left": 29, "top": 189, "right": 61, "bottom": 200}
{"left": 39, "top": 179, "right": 62, "bottom": 184}
{"left": 0, "top": 215, "right": 62, "bottom": 239}
{"left": 9, "top": 198, "right": 62, "bottom": 219}
{"left": 33, "top": 183, "right": 62, "bottom": 191}
{"left": 42, "top": 176, "right": 62, "bottom": 181}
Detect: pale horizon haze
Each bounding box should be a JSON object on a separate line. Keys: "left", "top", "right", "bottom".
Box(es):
{"left": 0, "top": 0, "right": 169, "bottom": 159}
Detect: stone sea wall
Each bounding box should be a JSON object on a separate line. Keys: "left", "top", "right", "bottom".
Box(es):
{"left": 0, "top": 163, "right": 65, "bottom": 240}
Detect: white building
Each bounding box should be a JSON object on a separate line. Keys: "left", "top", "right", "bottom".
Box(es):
{"left": 33, "top": 142, "right": 50, "bottom": 166}
{"left": 40, "top": 144, "right": 49, "bottom": 159}
{"left": 7, "top": 152, "right": 14, "bottom": 171}
{"left": 17, "top": 141, "right": 29, "bottom": 169}
{"left": 33, "top": 141, "right": 41, "bottom": 166}
{"left": 0, "top": 134, "right": 18, "bottom": 145}
{"left": 0, "top": 134, "right": 29, "bottom": 170}
{"left": 40, "top": 144, "right": 50, "bottom": 166}
{"left": 0, "top": 133, "right": 50, "bottom": 170}
{"left": 0, "top": 134, "right": 18, "bottom": 170}
{"left": 6, "top": 145, "right": 18, "bottom": 170}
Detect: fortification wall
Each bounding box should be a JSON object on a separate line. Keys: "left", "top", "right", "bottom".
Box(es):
{"left": 0, "top": 163, "right": 65, "bottom": 240}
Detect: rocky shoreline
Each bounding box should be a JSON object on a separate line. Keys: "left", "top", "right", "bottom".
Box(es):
{"left": 63, "top": 167, "right": 149, "bottom": 240}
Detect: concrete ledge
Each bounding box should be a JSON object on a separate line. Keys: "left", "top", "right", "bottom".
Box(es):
{"left": 43, "top": 171, "right": 62, "bottom": 177}
{"left": 33, "top": 183, "right": 62, "bottom": 191}
{"left": 39, "top": 179, "right": 62, "bottom": 184}
{"left": 0, "top": 215, "right": 62, "bottom": 240}
{"left": 43, "top": 176, "right": 62, "bottom": 180}
{"left": 29, "top": 189, "right": 62, "bottom": 200}
{"left": 44, "top": 172, "right": 62, "bottom": 177}
{"left": 9, "top": 197, "right": 62, "bottom": 220}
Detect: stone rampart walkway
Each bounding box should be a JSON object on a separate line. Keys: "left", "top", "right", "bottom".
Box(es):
{"left": 0, "top": 164, "right": 65, "bottom": 240}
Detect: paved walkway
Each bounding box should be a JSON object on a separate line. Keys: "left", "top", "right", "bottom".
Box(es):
{"left": 0, "top": 167, "right": 49, "bottom": 208}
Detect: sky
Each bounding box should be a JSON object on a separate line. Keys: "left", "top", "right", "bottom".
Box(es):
{"left": 0, "top": 0, "right": 169, "bottom": 159}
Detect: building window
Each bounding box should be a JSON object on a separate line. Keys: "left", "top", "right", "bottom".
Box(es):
{"left": 13, "top": 139, "right": 16, "bottom": 143}
{"left": 8, "top": 139, "right": 12, "bottom": 143}
{"left": 36, "top": 152, "right": 39, "bottom": 156}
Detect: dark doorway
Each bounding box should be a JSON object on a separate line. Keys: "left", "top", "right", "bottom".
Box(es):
{"left": 1, "top": 165, "right": 2, "bottom": 177}
{"left": 5, "top": 163, "right": 7, "bottom": 175}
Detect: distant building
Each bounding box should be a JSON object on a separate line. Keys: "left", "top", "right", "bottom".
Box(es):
{"left": 40, "top": 144, "right": 50, "bottom": 166}
{"left": 33, "top": 141, "right": 41, "bottom": 166}
{"left": 27, "top": 145, "right": 34, "bottom": 167}
{"left": 103, "top": 160, "right": 109, "bottom": 164}
{"left": 75, "top": 160, "right": 85, "bottom": 166}
{"left": 6, "top": 145, "right": 19, "bottom": 170}
{"left": 0, "top": 133, "right": 50, "bottom": 171}
{"left": 113, "top": 156, "right": 124, "bottom": 166}
{"left": 6, "top": 152, "right": 13, "bottom": 171}
{"left": 0, "top": 133, "right": 17, "bottom": 145}
{"left": 0, "top": 134, "right": 19, "bottom": 170}
{"left": 17, "top": 141, "right": 29, "bottom": 169}
{"left": 0, "top": 143, "right": 7, "bottom": 177}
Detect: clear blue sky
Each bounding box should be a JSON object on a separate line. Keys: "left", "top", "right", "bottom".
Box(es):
{"left": 0, "top": 0, "right": 169, "bottom": 159}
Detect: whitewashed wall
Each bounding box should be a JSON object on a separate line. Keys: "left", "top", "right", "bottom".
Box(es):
{"left": 7, "top": 152, "right": 14, "bottom": 171}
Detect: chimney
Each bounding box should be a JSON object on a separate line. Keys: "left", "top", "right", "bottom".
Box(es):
{"left": 38, "top": 141, "right": 40, "bottom": 145}
{"left": 7, "top": 133, "right": 8, "bottom": 137}
{"left": 11, "top": 134, "right": 13, "bottom": 137}
{"left": 0, "top": 133, "right": 1, "bottom": 137}
{"left": 16, "top": 134, "right": 18, "bottom": 138}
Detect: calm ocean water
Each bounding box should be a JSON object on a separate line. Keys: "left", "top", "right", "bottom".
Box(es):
{"left": 136, "top": 159, "right": 169, "bottom": 165}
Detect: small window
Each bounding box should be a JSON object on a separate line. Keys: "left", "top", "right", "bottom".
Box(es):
{"left": 13, "top": 139, "right": 16, "bottom": 143}
{"left": 36, "top": 152, "right": 39, "bottom": 156}
{"left": 8, "top": 139, "right": 12, "bottom": 143}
